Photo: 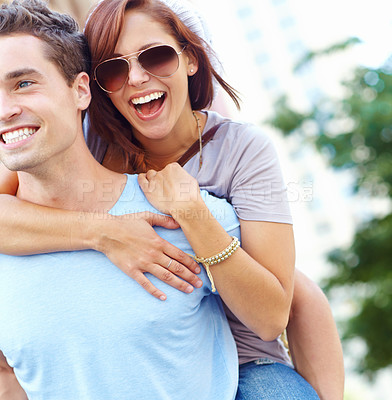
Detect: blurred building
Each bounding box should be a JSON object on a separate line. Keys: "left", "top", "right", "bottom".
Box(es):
{"left": 228, "top": 0, "right": 314, "bottom": 110}
{"left": 49, "top": 0, "right": 94, "bottom": 27}
{"left": 0, "top": 0, "right": 94, "bottom": 27}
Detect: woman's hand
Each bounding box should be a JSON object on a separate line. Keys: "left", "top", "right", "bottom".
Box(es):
{"left": 138, "top": 163, "right": 203, "bottom": 219}
{"left": 140, "top": 163, "right": 295, "bottom": 340}
{"left": 0, "top": 164, "right": 202, "bottom": 301}
{"left": 0, "top": 165, "right": 202, "bottom": 300}
{"left": 93, "top": 210, "right": 203, "bottom": 301}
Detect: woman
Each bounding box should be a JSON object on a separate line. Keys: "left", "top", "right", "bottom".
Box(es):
{"left": 85, "top": 0, "right": 343, "bottom": 397}
{"left": 0, "top": 0, "right": 344, "bottom": 398}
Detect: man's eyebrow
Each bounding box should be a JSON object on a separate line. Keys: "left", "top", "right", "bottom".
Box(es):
{"left": 5, "top": 68, "right": 44, "bottom": 80}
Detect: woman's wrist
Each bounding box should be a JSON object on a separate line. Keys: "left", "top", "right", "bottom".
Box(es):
{"left": 171, "top": 199, "right": 234, "bottom": 261}
{"left": 170, "top": 197, "right": 207, "bottom": 225}
{"left": 73, "top": 211, "right": 108, "bottom": 252}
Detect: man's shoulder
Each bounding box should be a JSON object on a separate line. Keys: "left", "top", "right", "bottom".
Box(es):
{"left": 108, "top": 174, "right": 157, "bottom": 216}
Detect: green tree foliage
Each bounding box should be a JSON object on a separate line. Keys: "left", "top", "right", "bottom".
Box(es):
{"left": 294, "top": 37, "right": 362, "bottom": 72}
{"left": 268, "top": 58, "right": 392, "bottom": 376}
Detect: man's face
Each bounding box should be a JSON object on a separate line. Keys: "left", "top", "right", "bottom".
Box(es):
{"left": 0, "top": 34, "right": 87, "bottom": 172}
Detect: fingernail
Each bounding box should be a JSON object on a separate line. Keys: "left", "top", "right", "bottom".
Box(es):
{"left": 195, "top": 280, "right": 203, "bottom": 288}
{"left": 195, "top": 266, "right": 201, "bottom": 273}
{"left": 159, "top": 295, "right": 166, "bottom": 301}
{"left": 186, "top": 286, "right": 194, "bottom": 293}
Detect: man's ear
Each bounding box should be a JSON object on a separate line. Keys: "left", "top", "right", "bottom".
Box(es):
{"left": 73, "top": 72, "right": 91, "bottom": 111}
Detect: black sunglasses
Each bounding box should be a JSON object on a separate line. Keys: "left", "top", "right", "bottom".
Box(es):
{"left": 94, "top": 44, "right": 186, "bottom": 93}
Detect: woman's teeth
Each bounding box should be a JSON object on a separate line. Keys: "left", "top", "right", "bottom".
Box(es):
{"left": 131, "top": 91, "right": 164, "bottom": 105}
{"left": 2, "top": 128, "right": 37, "bottom": 144}
{"left": 131, "top": 91, "right": 165, "bottom": 116}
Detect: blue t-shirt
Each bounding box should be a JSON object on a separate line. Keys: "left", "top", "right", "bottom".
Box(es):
{"left": 0, "top": 175, "right": 239, "bottom": 400}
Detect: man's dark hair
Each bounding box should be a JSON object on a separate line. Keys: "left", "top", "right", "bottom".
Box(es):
{"left": 0, "top": 0, "right": 90, "bottom": 86}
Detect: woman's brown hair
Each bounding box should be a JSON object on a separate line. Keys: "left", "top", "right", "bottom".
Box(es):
{"left": 84, "top": 0, "right": 240, "bottom": 172}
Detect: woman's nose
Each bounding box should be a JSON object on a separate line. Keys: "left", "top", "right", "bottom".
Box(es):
{"left": 126, "top": 58, "right": 150, "bottom": 87}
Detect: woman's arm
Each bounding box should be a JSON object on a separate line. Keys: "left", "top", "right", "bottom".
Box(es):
{"left": 0, "top": 351, "right": 27, "bottom": 400}
{"left": 0, "top": 164, "right": 18, "bottom": 194}
{"left": 139, "top": 163, "right": 295, "bottom": 340}
{"left": 287, "top": 270, "right": 345, "bottom": 400}
{"left": 0, "top": 165, "right": 201, "bottom": 300}
{"left": 139, "top": 163, "right": 344, "bottom": 398}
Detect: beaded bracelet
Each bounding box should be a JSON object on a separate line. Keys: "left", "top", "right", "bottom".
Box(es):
{"left": 192, "top": 236, "right": 240, "bottom": 292}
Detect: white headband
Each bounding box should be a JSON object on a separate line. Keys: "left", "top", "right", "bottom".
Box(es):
{"left": 159, "top": 0, "right": 212, "bottom": 45}
{"left": 159, "top": 0, "right": 221, "bottom": 73}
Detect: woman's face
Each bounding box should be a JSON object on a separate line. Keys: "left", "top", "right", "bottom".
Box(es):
{"left": 108, "top": 10, "right": 196, "bottom": 144}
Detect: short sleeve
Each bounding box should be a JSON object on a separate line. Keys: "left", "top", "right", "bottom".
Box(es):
{"left": 225, "top": 123, "right": 292, "bottom": 223}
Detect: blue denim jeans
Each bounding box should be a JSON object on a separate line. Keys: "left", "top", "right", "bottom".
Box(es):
{"left": 236, "top": 358, "right": 320, "bottom": 400}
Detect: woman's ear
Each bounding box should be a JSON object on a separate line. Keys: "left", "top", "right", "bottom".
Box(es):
{"left": 187, "top": 54, "right": 198, "bottom": 76}
{"left": 73, "top": 72, "right": 91, "bottom": 111}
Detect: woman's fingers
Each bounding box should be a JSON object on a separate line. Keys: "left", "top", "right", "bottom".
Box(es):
{"left": 162, "top": 256, "right": 202, "bottom": 289}
{"left": 145, "top": 169, "right": 157, "bottom": 180}
{"left": 151, "top": 260, "right": 201, "bottom": 295}
{"left": 132, "top": 272, "right": 168, "bottom": 301}
{"left": 100, "top": 213, "right": 204, "bottom": 297}
{"left": 131, "top": 259, "right": 203, "bottom": 301}
{"left": 141, "top": 212, "right": 180, "bottom": 229}
{"left": 161, "top": 238, "right": 201, "bottom": 275}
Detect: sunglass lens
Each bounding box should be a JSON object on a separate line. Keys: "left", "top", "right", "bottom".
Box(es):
{"left": 96, "top": 59, "right": 129, "bottom": 92}
{"left": 139, "top": 45, "right": 179, "bottom": 78}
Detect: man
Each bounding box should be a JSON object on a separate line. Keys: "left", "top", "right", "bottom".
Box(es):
{"left": 0, "top": 1, "right": 239, "bottom": 398}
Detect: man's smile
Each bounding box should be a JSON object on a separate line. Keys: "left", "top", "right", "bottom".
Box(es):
{"left": 1, "top": 127, "right": 38, "bottom": 144}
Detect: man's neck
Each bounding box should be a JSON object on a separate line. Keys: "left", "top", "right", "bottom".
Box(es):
{"left": 17, "top": 137, "right": 126, "bottom": 213}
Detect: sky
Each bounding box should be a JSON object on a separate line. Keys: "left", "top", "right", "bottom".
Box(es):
{"left": 194, "top": 0, "right": 392, "bottom": 398}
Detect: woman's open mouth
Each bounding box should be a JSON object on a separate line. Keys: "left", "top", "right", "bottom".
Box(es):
{"left": 130, "top": 91, "right": 166, "bottom": 117}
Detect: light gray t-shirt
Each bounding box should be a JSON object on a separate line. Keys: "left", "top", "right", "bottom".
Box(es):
{"left": 85, "top": 110, "right": 292, "bottom": 366}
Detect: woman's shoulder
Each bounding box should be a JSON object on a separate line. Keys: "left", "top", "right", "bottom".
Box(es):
{"left": 205, "top": 111, "right": 272, "bottom": 144}
{"left": 204, "top": 110, "right": 276, "bottom": 158}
